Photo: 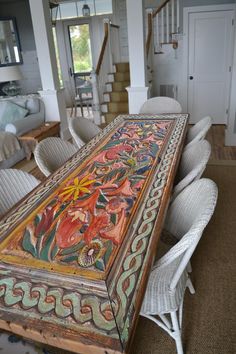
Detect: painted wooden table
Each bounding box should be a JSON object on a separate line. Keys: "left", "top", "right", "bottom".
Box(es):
{"left": 0, "top": 113, "right": 188, "bottom": 354}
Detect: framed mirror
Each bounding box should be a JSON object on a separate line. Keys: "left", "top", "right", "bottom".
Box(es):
{"left": 0, "top": 17, "right": 23, "bottom": 67}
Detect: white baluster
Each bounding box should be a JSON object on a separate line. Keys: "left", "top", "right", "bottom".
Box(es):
{"left": 171, "top": 0, "right": 175, "bottom": 34}
{"left": 166, "top": 2, "right": 169, "bottom": 43}
{"left": 156, "top": 13, "right": 160, "bottom": 51}
{"left": 90, "top": 70, "right": 102, "bottom": 125}
{"left": 177, "top": 0, "right": 180, "bottom": 33}
{"left": 161, "top": 8, "right": 164, "bottom": 43}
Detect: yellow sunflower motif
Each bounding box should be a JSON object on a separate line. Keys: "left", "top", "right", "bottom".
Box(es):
{"left": 59, "top": 175, "right": 96, "bottom": 201}
{"left": 78, "top": 240, "right": 103, "bottom": 267}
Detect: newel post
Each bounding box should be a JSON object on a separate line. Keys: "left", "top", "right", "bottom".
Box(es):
{"left": 91, "top": 70, "right": 102, "bottom": 125}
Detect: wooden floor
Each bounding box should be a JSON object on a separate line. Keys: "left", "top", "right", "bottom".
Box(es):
{"left": 206, "top": 125, "right": 236, "bottom": 160}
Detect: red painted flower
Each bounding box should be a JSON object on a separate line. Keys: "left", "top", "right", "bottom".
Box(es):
{"left": 35, "top": 207, "right": 54, "bottom": 237}
{"left": 107, "top": 178, "right": 134, "bottom": 197}
{"left": 75, "top": 189, "right": 101, "bottom": 214}
{"left": 56, "top": 213, "right": 83, "bottom": 249}
{"left": 83, "top": 212, "right": 110, "bottom": 244}
{"left": 100, "top": 209, "right": 126, "bottom": 245}
{"left": 105, "top": 197, "right": 128, "bottom": 214}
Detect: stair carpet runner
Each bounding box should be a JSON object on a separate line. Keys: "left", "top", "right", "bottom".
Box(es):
{"left": 102, "top": 62, "right": 130, "bottom": 124}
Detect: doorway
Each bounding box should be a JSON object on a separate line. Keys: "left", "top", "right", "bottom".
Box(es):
{"left": 66, "top": 19, "right": 93, "bottom": 91}
{"left": 183, "top": 5, "right": 235, "bottom": 124}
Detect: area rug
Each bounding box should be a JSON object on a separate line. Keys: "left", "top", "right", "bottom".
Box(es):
{"left": 131, "top": 163, "right": 236, "bottom": 354}
{"left": 2, "top": 163, "right": 235, "bottom": 354}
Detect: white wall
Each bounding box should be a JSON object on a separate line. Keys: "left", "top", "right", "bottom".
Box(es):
{"left": 146, "top": 0, "right": 236, "bottom": 112}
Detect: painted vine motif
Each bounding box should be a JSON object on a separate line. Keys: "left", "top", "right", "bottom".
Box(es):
{"left": 1, "top": 120, "right": 173, "bottom": 272}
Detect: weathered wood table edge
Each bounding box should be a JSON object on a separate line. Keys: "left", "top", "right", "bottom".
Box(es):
{"left": 0, "top": 113, "right": 189, "bottom": 354}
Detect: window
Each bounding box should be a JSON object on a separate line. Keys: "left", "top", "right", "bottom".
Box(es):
{"left": 57, "top": 0, "right": 112, "bottom": 20}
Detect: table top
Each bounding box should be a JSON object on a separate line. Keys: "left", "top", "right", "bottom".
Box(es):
{"left": 0, "top": 113, "right": 188, "bottom": 354}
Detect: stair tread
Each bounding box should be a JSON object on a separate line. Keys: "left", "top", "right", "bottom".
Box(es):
{"left": 108, "top": 71, "right": 130, "bottom": 74}
{"left": 105, "top": 112, "right": 128, "bottom": 115}
{"left": 101, "top": 101, "right": 128, "bottom": 105}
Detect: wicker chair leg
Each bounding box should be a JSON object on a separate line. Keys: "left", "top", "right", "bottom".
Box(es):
{"left": 187, "top": 277, "right": 195, "bottom": 294}
{"left": 170, "top": 311, "right": 184, "bottom": 354}
{"left": 70, "top": 105, "right": 73, "bottom": 117}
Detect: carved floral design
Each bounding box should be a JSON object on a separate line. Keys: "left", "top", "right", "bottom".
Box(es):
{"left": 3, "top": 120, "right": 173, "bottom": 271}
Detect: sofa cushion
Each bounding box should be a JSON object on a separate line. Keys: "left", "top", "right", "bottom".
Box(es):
{"left": 26, "top": 98, "right": 40, "bottom": 114}
{"left": 12, "top": 98, "right": 27, "bottom": 109}
{"left": 0, "top": 101, "right": 28, "bottom": 130}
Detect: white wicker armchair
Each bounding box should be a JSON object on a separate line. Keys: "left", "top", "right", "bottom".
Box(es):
{"left": 185, "top": 116, "right": 212, "bottom": 148}
{"left": 140, "top": 178, "right": 218, "bottom": 354}
{"left": 0, "top": 169, "right": 40, "bottom": 218}
{"left": 34, "top": 137, "right": 77, "bottom": 177}
{"left": 139, "top": 97, "right": 182, "bottom": 114}
{"left": 68, "top": 117, "right": 101, "bottom": 149}
{"left": 172, "top": 140, "right": 211, "bottom": 200}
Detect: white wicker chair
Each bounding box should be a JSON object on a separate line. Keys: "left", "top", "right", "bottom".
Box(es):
{"left": 34, "top": 137, "right": 78, "bottom": 177}
{"left": 68, "top": 116, "right": 102, "bottom": 149}
{"left": 139, "top": 97, "right": 182, "bottom": 114}
{"left": 172, "top": 140, "right": 211, "bottom": 200}
{"left": 0, "top": 169, "right": 40, "bottom": 218}
{"left": 140, "top": 178, "right": 218, "bottom": 354}
{"left": 185, "top": 116, "right": 212, "bottom": 148}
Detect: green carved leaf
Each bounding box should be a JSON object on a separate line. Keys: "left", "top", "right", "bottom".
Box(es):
{"left": 51, "top": 244, "right": 59, "bottom": 260}
{"left": 116, "top": 168, "right": 128, "bottom": 181}
{"left": 54, "top": 202, "right": 70, "bottom": 220}
{"left": 98, "top": 192, "right": 108, "bottom": 203}
{"left": 95, "top": 259, "right": 105, "bottom": 271}
{"left": 103, "top": 169, "right": 119, "bottom": 183}
{"left": 104, "top": 241, "right": 113, "bottom": 266}
{"left": 22, "top": 229, "right": 37, "bottom": 257}
{"left": 39, "top": 226, "right": 57, "bottom": 261}
{"left": 34, "top": 215, "right": 41, "bottom": 228}
{"left": 102, "top": 139, "right": 123, "bottom": 150}
{"left": 60, "top": 241, "right": 85, "bottom": 256}
{"left": 61, "top": 255, "right": 78, "bottom": 263}
{"left": 96, "top": 204, "right": 105, "bottom": 209}
{"left": 111, "top": 213, "right": 117, "bottom": 225}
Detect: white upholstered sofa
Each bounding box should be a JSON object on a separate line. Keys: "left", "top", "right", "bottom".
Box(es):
{"left": 0, "top": 96, "right": 45, "bottom": 168}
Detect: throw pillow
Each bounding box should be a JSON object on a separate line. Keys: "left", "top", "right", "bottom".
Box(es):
{"left": 26, "top": 97, "right": 40, "bottom": 114}
{"left": 0, "top": 101, "right": 28, "bottom": 130}
{"left": 12, "top": 98, "right": 27, "bottom": 108}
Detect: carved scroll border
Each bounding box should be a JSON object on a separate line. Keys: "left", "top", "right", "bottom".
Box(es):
{"left": 0, "top": 268, "right": 118, "bottom": 338}
{"left": 108, "top": 115, "right": 188, "bottom": 346}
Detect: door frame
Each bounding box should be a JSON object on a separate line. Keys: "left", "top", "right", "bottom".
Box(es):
{"left": 182, "top": 4, "right": 236, "bottom": 120}
{"left": 64, "top": 18, "right": 94, "bottom": 94}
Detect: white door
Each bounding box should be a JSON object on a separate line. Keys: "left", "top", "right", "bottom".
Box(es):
{"left": 187, "top": 10, "right": 234, "bottom": 124}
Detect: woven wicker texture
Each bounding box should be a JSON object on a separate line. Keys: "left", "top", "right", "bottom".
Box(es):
{"left": 68, "top": 117, "right": 101, "bottom": 148}
{"left": 0, "top": 169, "right": 40, "bottom": 217}
{"left": 139, "top": 97, "right": 182, "bottom": 114}
{"left": 172, "top": 140, "right": 211, "bottom": 199}
{"left": 34, "top": 137, "right": 77, "bottom": 177}
{"left": 141, "top": 178, "right": 218, "bottom": 354}
{"left": 185, "top": 116, "right": 212, "bottom": 148}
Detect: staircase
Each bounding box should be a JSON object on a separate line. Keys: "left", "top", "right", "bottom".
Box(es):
{"left": 101, "top": 62, "right": 130, "bottom": 124}
{"left": 153, "top": 0, "right": 180, "bottom": 52}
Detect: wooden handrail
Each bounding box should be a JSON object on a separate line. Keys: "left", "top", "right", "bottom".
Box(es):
{"left": 96, "top": 22, "right": 109, "bottom": 75}
{"left": 95, "top": 22, "right": 119, "bottom": 75}
{"left": 153, "top": 0, "right": 171, "bottom": 18}
{"left": 146, "top": 12, "right": 153, "bottom": 57}
{"left": 110, "top": 24, "right": 120, "bottom": 29}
